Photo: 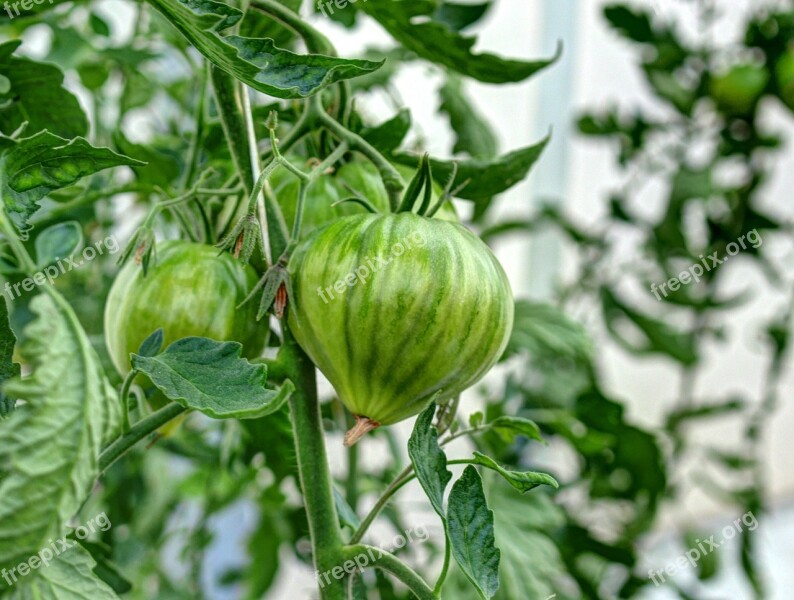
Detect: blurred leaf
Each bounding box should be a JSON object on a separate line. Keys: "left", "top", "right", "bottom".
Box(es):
{"left": 0, "top": 40, "right": 88, "bottom": 138}
{"left": 604, "top": 4, "right": 655, "bottom": 43}
{"left": 489, "top": 416, "right": 543, "bottom": 444}
{"left": 439, "top": 75, "right": 498, "bottom": 159}
{"left": 239, "top": 0, "right": 302, "bottom": 46}
{"left": 447, "top": 466, "right": 500, "bottom": 599}
{"left": 147, "top": 0, "right": 383, "bottom": 98}
{"left": 131, "top": 337, "right": 294, "bottom": 419}
{"left": 34, "top": 221, "right": 83, "bottom": 269}
{"left": 434, "top": 1, "right": 491, "bottom": 32}
{"left": 360, "top": 108, "right": 411, "bottom": 153}
{"left": 333, "top": 486, "right": 361, "bottom": 530}
{"left": 407, "top": 401, "right": 451, "bottom": 519}
{"left": 504, "top": 300, "right": 593, "bottom": 363}
{"left": 360, "top": 0, "right": 559, "bottom": 84}
{"left": 90, "top": 13, "right": 112, "bottom": 37}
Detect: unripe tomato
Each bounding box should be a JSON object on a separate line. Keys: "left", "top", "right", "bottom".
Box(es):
{"left": 104, "top": 240, "right": 267, "bottom": 377}
{"left": 287, "top": 213, "right": 513, "bottom": 442}
{"left": 775, "top": 48, "right": 794, "bottom": 111}
{"left": 709, "top": 64, "right": 769, "bottom": 116}
{"left": 272, "top": 159, "right": 456, "bottom": 239}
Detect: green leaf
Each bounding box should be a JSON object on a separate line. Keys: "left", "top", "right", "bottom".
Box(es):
{"left": 603, "top": 4, "right": 655, "bottom": 43}
{"left": 333, "top": 486, "right": 361, "bottom": 530}
{"left": 472, "top": 452, "right": 558, "bottom": 494}
{"left": 34, "top": 221, "right": 83, "bottom": 269}
{"left": 0, "top": 297, "right": 19, "bottom": 418}
{"left": 434, "top": 1, "right": 491, "bottom": 32}
{"left": 146, "top": 0, "right": 383, "bottom": 99}
{"left": 137, "top": 329, "right": 164, "bottom": 358}
{"left": 0, "top": 294, "right": 120, "bottom": 578}
{"left": 447, "top": 465, "right": 500, "bottom": 599}
{"left": 6, "top": 544, "right": 119, "bottom": 599}
{"left": 360, "top": 0, "right": 559, "bottom": 84}
{"left": 130, "top": 337, "right": 294, "bottom": 419}
{"left": 504, "top": 300, "right": 593, "bottom": 363}
{"left": 407, "top": 401, "right": 452, "bottom": 519}
{"left": 0, "top": 131, "right": 144, "bottom": 232}
{"left": 0, "top": 41, "right": 88, "bottom": 139}
{"left": 439, "top": 75, "right": 497, "bottom": 159}
{"left": 360, "top": 108, "right": 411, "bottom": 153}
{"left": 489, "top": 416, "right": 543, "bottom": 444}
{"left": 392, "top": 135, "right": 550, "bottom": 214}
{"left": 90, "top": 13, "right": 112, "bottom": 37}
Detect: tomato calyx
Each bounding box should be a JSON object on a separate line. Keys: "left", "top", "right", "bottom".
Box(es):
{"left": 240, "top": 253, "right": 294, "bottom": 320}
{"left": 344, "top": 415, "right": 382, "bottom": 447}
{"left": 218, "top": 213, "right": 266, "bottom": 263}
{"left": 118, "top": 225, "right": 156, "bottom": 275}
{"left": 395, "top": 155, "right": 466, "bottom": 218}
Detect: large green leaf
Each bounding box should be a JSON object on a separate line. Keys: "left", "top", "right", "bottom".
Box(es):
{"left": 392, "top": 135, "right": 550, "bottom": 214}
{"left": 146, "top": 0, "right": 382, "bottom": 98}
{"left": 0, "top": 296, "right": 19, "bottom": 418}
{"left": 0, "top": 131, "right": 144, "bottom": 232}
{"left": 0, "top": 41, "right": 88, "bottom": 139}
{"left": 7, "top": 544, "right": 119, "bottom": 599}
{"left": 360, "top": 0, "right": 559, "bottom": 84}
{"left": 131, "top": 337, "right": 294, "bottom": 419}
{"left": 0, "top": 293, "right": 120, "bottom": 583}
{"left": 407, "top": 401, "right": 451, "bottom": 519}
{"left": 447, "top": 466, "right": 500, "bottom": 599}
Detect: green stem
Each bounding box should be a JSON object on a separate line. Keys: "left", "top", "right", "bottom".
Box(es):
{"left": 98, "top": 402, "right": 187, "bottom": 474}
{"left": 250, "top": 0, "right": 334, "bottom": 54}
{"left": 182, "top": 61, "right": 209, "bottom": 190}
{"left": 282, "top": 334, "right": 346, "bottom": 599}
{"left": 32, "top": 183, "right": 154, "bottom": 227}
{"left": 343, "top": 545, "right": 435, "bottom": 600}
{"left": 314, "top": 97, "right": 405, "bottom": 211}
{"left": 433, "top": 532, "right": 451, "bottom": 596}
{"left": 119, "top": 371, "right": 136, "bottom": 433}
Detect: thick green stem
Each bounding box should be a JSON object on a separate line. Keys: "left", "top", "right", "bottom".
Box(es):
{"left": 343, "top": 545, "right": 435, "bottom": 600}
{"left": 282, "top": 334, "right": 346, "bottom": 599}
{"left": 99, "top": 402, "right": 187, "bottom": 474}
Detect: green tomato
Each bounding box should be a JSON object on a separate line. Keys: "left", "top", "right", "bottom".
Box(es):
{"left": 287, "top": 213, "right": 513, "bottom": 445}
{"left": 104, "top": 240, "right": 266, "bottom": 377}
{"left": 272, "top": 158, "right": 457, "bottom": 239}
{"left": 709, "top": 64, "right": 769, "bottom": 116}
{"left": 775, "top": 48, "right": 794, "bottom": 111}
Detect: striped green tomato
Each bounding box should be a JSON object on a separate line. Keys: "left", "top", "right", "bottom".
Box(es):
{"left": 287, "top": 213, "right": 513, "bottom": 444}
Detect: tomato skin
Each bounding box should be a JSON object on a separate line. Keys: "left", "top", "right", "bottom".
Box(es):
{"left": 287, "top": 213, "right": 513, "bottom": 427}
{"left": 104, "top": 240, "right": 267, "bottom": 376}
{"left": 272, "top": 159, "right": 457, "bottom": 239}
{"left": 709, "top": 64, "right": 769, "bottom": 116}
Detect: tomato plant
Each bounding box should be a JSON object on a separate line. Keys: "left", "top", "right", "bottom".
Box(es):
{"left": 0, "top": 1, "right": 792, "bottom": 600}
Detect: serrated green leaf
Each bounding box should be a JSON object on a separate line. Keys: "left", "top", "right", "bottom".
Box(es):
{"left": 0, "top": 41, "right": 88, "bottom": 139}
{"left": 0, "top": 293, "right": 120, "bottom": 579}
{"left": 407, "top": 401, "right": 451, "bottom": 519}
{"left": 360, "top": 0, "right": 559, "bottom": 84}
{"left": 360, "top": 108, "right": 411, "bottom": 153}
{"left": 0, "top": 297, "right": 19, "bottom": 418}
{"left": 131, "top": 337, "right": 294, "bottom": 419}
{"left": 146, "top": 0, "right": 382, "bottom": 99}
{"left": 448, "top": 465, "right": 500, "bottom": 599}
{"left": 6, "top": 543, "right": 119, "bottom": 599}
{"left": 472, "top": 452, "right": 558, "bottom": 494}
{"left": 489, "top": 416, "right": 543, "bottom": 444}
{"left": 439, "top": 75, "right": 497, "bottom": 159}
{"left": 0, "top": 131, "right": 144, "bottom": 232}
{"left": 392, "top": 135, "right": 549, "bottom": 214}
{"left": 34, "top": 221, "right": 83, "bottom": 269}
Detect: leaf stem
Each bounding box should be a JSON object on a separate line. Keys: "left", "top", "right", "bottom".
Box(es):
{"left": 98, "top": 402, "right": 187, "bottom": 475}
{"left": 250, "top": 0, "right": 334, "bottom": 54}
{"left": 433, "top": 533, "right": 451, "bottom": 597}
{"left": 342, "top": 545, "right": 435, "bottom": 600}
{"left": 119, "top": 371, "right": 136, "bottom": 433}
